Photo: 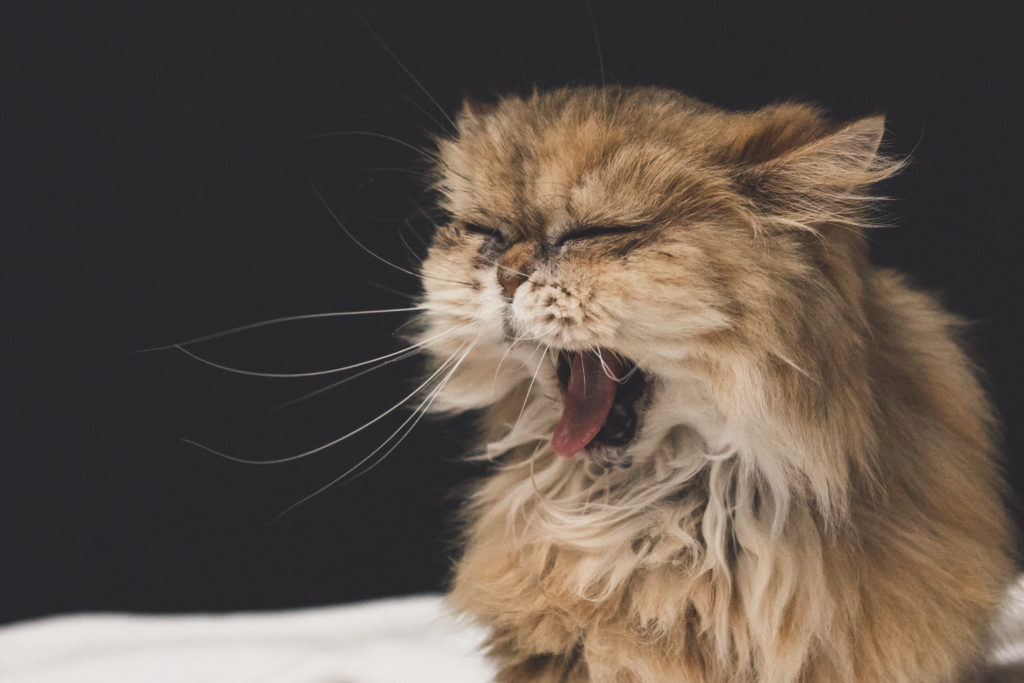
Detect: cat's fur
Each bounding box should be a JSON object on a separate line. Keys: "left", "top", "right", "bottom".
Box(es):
{"left": 413, "top": 87, "right": 1015, "bottom": 682}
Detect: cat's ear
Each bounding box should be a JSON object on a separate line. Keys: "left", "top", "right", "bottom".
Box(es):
{"left": 731, "top": 109, "right": 902, "bottom": 229}
{"left": 725, "top": 103, "right": 835, "bottom": 166}
{"left": 733, "top": 108, "right": 901, "bottom": 200}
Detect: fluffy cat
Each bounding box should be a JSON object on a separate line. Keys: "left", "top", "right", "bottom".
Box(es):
{"left": 412, "top": 86, "right": 1015, "bottom": 682}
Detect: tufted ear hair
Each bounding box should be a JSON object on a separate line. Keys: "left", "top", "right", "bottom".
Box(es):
{"left": 728, "top": 106, "right": 901, "bottom": 232}
{"left": 724, "top": 103, "right": 835, "bottom": 165}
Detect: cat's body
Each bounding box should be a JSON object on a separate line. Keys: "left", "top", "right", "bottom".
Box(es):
{"left": 413, "top": 87, "right": 1014, "bottom": 682}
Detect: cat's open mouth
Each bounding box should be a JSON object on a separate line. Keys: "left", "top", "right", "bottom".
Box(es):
{"left": 553, "top": 349, "right": 648, "bottom": 466}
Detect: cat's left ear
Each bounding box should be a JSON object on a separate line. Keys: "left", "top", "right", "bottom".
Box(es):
{"left": 733, "top": 113, "right": 902, "bottom": 225}
{"left": 744, "top": 114, "right": 885, "bottom": 182}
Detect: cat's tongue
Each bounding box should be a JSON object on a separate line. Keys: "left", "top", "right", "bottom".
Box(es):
{"left": 551, "top": 351, "right": 622, "bottom": 457}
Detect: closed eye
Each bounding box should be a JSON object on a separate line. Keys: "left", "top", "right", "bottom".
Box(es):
{"left": 463, "top": 223, "right": 505, "bottom": 242}
{"left": 554, "top": 225, "right": 641, "bottom": 247}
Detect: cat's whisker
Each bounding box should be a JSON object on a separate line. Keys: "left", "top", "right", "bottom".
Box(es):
{"left": 270, "top": 320, "right": 468, "bottom": 410}
{"left": 170, "top": 324, "right": 464, "bottom": 379}
{"left": 494, "top": 261, "right": 533, "bottom": 280}
{"left": 593, "top": 347, "right": 638, "bottom": 384}
{"left": 270, "top": 340, "right": 476, "bottom": 521}
{"left": 138, "top": 306, "right": 425, "bottom": 352}
{"left": 491, "top": 334, "right": 529, "bottom": 395}
{"left": 619, "top": 365, "right": 641, "bottom": 382}
{"left": 299, "top": 130, "right": 441, "bottom": 165}
{"left": 270, "top": 341, "right": 429, "bottom": 411}
{"left": 400, "top": 201, "right": 432, "bottom": 249}
{"left": 309, "top": 180, "right": 476, "bottom": 288}
{"left": 391, "top": 87, "right": 448, "bottom": 133}
{"left": 489, "top": 256, "right": 571, "bottom": 294}
{"left": 309, "top": 339, "right": 474, "bottom": 489}
{"left": 397, "top": 221, "right": 426, "bottom": 267}
{"left": 369, "top": 281, "right": 420, "bottom": 302}
{"left": 489, "top": 254, "right": 576, "bottom": 298}
{"left": 181, "top": 341, "right": 471, "bottom": 467}
{"left": 593, "top": 347, "right": 614, "bottom": 381}
{"left": 490, "top": 331, "right": 549, "bottom": 396}
{"left": 510, "top": 344, "right": 551, "bottom": 439}
{"left": 409, "top": 200, "right": 445, "bottom": 232}
{"left": 353, "top": 9, "right": 457, "bottom": 131}
{"left": 341, "top": 166, "right": 431, "bottom": 181}
{"left": 391, "top": 311, "right": 430, "bottom": 338}
{"left": 583, "top": 0, "right": 605, "bottom": 87}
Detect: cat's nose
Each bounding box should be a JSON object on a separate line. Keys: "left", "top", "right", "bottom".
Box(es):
{"left": 496, "top": 241, "right": 534, "bottom": 300}
{"left": 498, "top": 270, "right": 528, "bottom": 299}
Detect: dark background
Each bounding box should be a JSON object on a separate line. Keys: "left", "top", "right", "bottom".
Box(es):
{"left": 4, "top": 1, "right": 1022, "bottom": 624}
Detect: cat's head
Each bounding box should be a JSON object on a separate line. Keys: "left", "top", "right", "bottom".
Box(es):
{"left": 415, "top": 87, "right": 897, "bottom": 470}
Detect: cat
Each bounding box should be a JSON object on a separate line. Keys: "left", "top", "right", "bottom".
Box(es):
{"left": 410, "top": 86, "right": 1016, "bottom": 682}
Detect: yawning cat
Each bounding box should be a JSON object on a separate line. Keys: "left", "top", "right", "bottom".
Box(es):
{"left": 413, "top": 87, "right": 1015, "bottom": 682}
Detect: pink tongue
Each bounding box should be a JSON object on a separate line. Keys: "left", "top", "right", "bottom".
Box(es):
{"left": 551, "top": 351, "right": 622, "bottom": 457}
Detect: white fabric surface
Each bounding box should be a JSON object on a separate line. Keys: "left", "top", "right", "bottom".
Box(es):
{"left": 2, "top": 579, "right": 1024, "bottom": 682}
{"left": 986, "top": 575, "right": 1024, "bottom": 682}
{"left": 0, "top": 595, "right": 494, "bottom": 683}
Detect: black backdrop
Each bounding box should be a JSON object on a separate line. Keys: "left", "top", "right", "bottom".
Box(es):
{"left": 4, "top": 1, "right": 1022, "bottom": 624}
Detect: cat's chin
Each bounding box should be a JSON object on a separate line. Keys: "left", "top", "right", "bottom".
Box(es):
{"left": 554, "top": 350, "right": 650, "bottom": 467}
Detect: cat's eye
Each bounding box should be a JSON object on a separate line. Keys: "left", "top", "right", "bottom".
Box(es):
{"left": 554, "top": 225, "right": 641, "bottom": 247}
{"left": 463, "top": 223, "right": 505, "bottom": 242}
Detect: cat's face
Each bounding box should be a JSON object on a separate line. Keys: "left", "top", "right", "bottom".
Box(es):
{"left": 415, "top": 87, "right": 889, "bottom": 467}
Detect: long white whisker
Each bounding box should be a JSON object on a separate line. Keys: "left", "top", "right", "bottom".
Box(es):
{"left": 619, "top": 365, "right": 641, "bottom": 382}
{"left": 410, "top": 202, "right": 444, "bottom": 232}
{"left": 510, "top": 344, "right": 550, "bottom": 438}
{"left": 270, "top": 341, "right": 427, "bottom": 411}
{"left": 593, "top": 347, "right": 635, "bottom": 383}
{"left": 401, "top": 199, "right": 433, "bottom": 248}
{"left": 594, "top": 347, "right": 610, "bottom": 379}
{"left": 172, "top": 325, "right": 464, "bottom": 379}
{"left": 299, "top": 130, "right": 440, "bottom": 164}
{"left": 354, "top": 11, "right": 457, "bottom": 131}
{"left": 180, "top": 342, "right": 469, "bottom": 465}
{"left": 593, "top": 347, "right": 641, "bottom": 384}
{"left": 584, "top": 0, "right": 605, "bottom": 87}
{"left": 391, "top": 87, "right": 447, "bottom": 132}
{"left": 268, "top": 321, "right": 471, "bottom": 411}
{"left": 138, "top": 307, "right": 424, "bottom": 352}
{"left": 369, "top": 282, "right": 420, "bottom": 302}
{"left": 309, "top": 181, "right": 474, "bottom": 287}
{"left": 343, "top": 164, "right": 430, "bottom": 178}
{"left": 326, "top": 356, "right": 459, "bottom": 493}
{"left": 397, "top": 221, "right": 425, "bottom": 266}
{"left": 581, "top": 346, "right": 587, "bottom": 393}
{"left": 493, "top": 260, "right": 532, "bottom": 280}
{"left": 491, "top": 334, "right": 529, "bottom": 395}
{"left": 271, "top": 341, "right": 476, "bottom": 520}
{"left": 489, "top": 253, "right": 572, "bottom": 295}
{"left": 391, "top": 312, "right": 426, "bottom": 337}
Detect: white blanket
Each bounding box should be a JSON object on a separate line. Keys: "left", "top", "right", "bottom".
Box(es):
{"left": 3, "top": 579, "right": 1024, "bottom": 683}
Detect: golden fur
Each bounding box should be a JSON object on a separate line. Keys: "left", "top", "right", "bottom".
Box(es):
{"left": 413, "top": 87, "right": 1015, "bottom": 681}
